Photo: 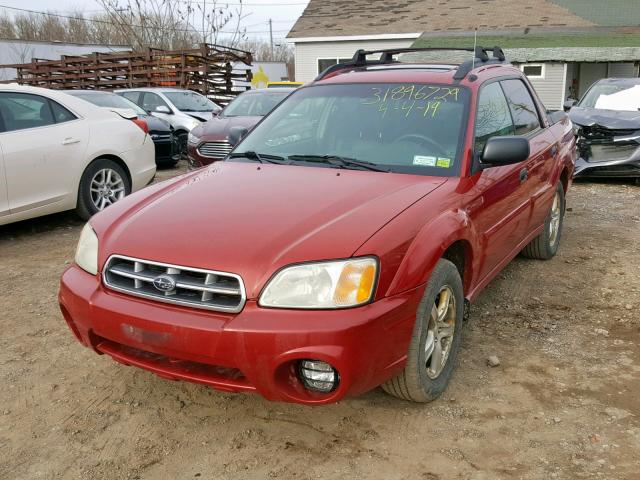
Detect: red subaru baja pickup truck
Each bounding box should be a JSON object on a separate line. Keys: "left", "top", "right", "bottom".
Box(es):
{"left": 59, "top": 47, "right": 576, "bottom": 405}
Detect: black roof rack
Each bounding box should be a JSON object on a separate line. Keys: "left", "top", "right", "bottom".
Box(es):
{"left": 314, "top": 46, "right": 507, "bottom": 81}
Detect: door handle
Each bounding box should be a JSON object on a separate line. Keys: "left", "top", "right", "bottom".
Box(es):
{"left": 519, "top": 168, "right": 528, "bottom": 183}
{"left": 62, "top": 137, "right": 80, "bottom": 145}
{"left": 550, "top": 145, "right": 559, "bottom": 157}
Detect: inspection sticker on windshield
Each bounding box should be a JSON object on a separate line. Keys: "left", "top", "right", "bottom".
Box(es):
{"left": 413, "top": 155, "right": 436, "bottom": 166}
{"left": 436, "top": 157, "right": 452, "bottom": 168}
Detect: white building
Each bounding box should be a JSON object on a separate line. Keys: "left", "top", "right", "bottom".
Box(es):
{"left": 287, "top": 0, "right": 640, "bottom": 110}
{"left": 0, "top": 38, "right": 131, "bottom": 82}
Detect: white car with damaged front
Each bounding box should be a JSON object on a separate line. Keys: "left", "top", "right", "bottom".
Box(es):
{"left": 0, "top": 85, "right": 156, "bottom": 225}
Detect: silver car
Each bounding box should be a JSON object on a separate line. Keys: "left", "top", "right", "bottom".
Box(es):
{"left": 116, "top": 88, "right": 222, "bottom": 153}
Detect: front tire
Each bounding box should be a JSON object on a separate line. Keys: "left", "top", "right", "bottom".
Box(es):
{"left": 76, "top": 158, "right": 131, "bottom": 220}
{"left": 175, "top": 130, "right": 188, "bottom": 158}
{"left": 521, "top": 182, "right": 565, "bottom": 260}
{"left": 382, "top": 259, "right": 464, "bottom": 402}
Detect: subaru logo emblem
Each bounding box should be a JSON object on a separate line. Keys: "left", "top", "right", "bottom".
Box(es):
{"left": 153, "top": 274, "right": 176, "bottom": 292}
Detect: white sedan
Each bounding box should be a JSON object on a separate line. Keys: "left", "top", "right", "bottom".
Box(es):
{"left": 0, "top": 85, "right": 156, "bottom": 225}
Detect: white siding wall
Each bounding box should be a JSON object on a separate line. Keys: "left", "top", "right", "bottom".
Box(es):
{"left": 294, "top": 39, "right": 415, "bottom": 82}
{"left": 522, "top": 62, "right": 567, "bottom": 111}
{"left": 579, "top": 63, "right": 608, "bottom": 96}
{"left": 608, "top": 62, "right": 639, "bottom": 78}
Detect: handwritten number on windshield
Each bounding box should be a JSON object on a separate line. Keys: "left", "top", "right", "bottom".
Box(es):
{"left": 362, "top": 85, "right": 458, "bottom": 118}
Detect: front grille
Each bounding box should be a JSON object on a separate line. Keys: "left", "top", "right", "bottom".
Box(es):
{"left": 198, "top": 141, "right": 232, "bottom": 159}
{"left": 588, "top": 144, "right": 638, "bottom": 162}
{"left": 103, "top": 255, "right": 246, "bottom": 313}
{"left": 151, "top": 133, "right": 172, "bottom": 142}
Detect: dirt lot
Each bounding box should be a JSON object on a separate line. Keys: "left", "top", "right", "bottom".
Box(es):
{"left": 1, "top": 163, "right": 639, "bottom": 480}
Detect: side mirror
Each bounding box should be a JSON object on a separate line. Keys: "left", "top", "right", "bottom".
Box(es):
{"left": 563, "top": 99, "right": 576, "bottom": 112}
{"left": 155, "top": 105, "right": 172, "bottom": 114}
{"left": 228, "top": 126, "right": 249, "bottom": 146}
{"left": 480, "top": 136, "right": 530, "bottom": 167}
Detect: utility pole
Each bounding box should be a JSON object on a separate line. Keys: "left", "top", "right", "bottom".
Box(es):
{"left": 269, "top": 18, "right": 274, "bottom": 58}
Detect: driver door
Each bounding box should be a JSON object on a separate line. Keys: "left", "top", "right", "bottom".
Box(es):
{"left": 466, "top": 81, "right": 532, "bottom": 282}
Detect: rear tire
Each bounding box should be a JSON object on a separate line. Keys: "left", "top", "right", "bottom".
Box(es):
{"left": 382, "top": 259, "right": 464, "bottom": 402}
{"left": 521, "top": 182, "right": 565, "bottom": 260}
{"left": 76, "top": 158, "right": 131, "bottom": 220}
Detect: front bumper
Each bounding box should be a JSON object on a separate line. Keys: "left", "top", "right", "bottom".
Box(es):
{"left": 574, "top": 132, "right": 640, "bottom": 178}
{"left": 59, "top": 265, "right": 422, "bottom": 405}
{"left": 574, "top": 155, "right": 640, "bottom": 178}
{"left": 151, "top": 135, "right": 179, "bottom": 164}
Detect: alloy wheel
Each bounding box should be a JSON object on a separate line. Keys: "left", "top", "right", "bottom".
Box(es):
{"left": 548, "top": 190, "right": 562, "bottom": 246}
{"left": 425, "top": 285, "right": 456, "bottom": 379}
{"left": 90, "top": 168, "right": 125, "bottom": 211}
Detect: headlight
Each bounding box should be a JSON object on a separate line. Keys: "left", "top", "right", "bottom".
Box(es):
{"left": 259, "top": 257, "right": 377, "bottom": 309}
{"left": 75, "top": 223, "right": 99, "bottom": 275}
{"left": 572, "top": 124, "right": 581, "bottom": 137}
{"left": 186, "top": 119, "right": 201, "bottom": 132}
{"left": 187, "top": 131, "right": 201, "bottom": 145}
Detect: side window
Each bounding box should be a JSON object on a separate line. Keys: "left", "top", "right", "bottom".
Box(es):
{"left": 500, "top": 79, "right": 541, "bottom": 135}
{"left": 121, "top": 92, "right": 141, "bottom": 105}
{"left": 0, "top": 93, "right": 56, "bottom": 132}
{"left": 475, "top": 82, "right": 515, "bottom": 152}
{"left": 141, "top": 92, "right": 169, "bottom": 112}
{"left": 49, "top": 100, "right": 76, "bottom": 123}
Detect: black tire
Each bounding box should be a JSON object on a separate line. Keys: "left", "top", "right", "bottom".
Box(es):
{"left": 521, "top": 182, "right": 565, "bottom": 260}
{"left": 382, "top": 259, "right": 464, "bottom": 402}
{"left": 76, "top": 158, "right": 131, "bottom": 220}
{"left": 176, "top": 130, "right": 188, "bottom": 157}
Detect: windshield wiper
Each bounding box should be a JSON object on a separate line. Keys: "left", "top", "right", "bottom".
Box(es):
{"left": 288, "top": 155, "right": 390, "bottom": 172}
{"left": 228, "top": 151, "right": 288, "bottom": 164}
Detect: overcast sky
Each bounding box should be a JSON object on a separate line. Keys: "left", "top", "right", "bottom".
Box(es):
{"left": 0, "top": 0, "right": 310, "bottom": 43}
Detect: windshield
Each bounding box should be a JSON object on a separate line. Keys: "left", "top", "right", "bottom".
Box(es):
{"left": 232, "top": 83, "right": 469, "bottom": 176}
{"left": 578, "top": 83, "right": 640, "bottom": 111}
{"left": 74, "top": 93, "right": 147, "bottom": 116}
{"left": 163, "top": 91, "right": 220, "bottom": 112}
{"left": 223, "top": 92, "right": 289, "bottom": 117}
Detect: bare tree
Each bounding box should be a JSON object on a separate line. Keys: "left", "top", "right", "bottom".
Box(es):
{"left": 233, "top": 39, "right": 292, "bottom": 63}
{"left": 0, "top": 13, "right": 16, "bottom": 39}
{"left": 96, "top": 0, "right": 246, "bottom": 50}
{"left": 0, "top": 42, "right": 35, "bottom": 80}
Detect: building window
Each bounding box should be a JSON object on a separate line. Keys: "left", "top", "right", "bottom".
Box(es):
{"left": 520, "top": 64, "right": 545, "bottom": 79}
{"left": 317, "top": 58, "right": 351, "bottom": 74}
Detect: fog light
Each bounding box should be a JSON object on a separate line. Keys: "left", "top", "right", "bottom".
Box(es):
{"left": 298, "top": 360, "right": 339, "bottom": 393}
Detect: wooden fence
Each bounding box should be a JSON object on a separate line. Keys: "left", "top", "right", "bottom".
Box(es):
{"left": 0, "top": 43, "right": 253, "bottom": 104}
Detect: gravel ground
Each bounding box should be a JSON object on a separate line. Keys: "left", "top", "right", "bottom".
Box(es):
{"left": 1, "top": 163, "right": 639, "bottom": 479}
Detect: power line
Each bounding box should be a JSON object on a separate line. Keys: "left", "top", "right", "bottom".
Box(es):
{"left": 0, "top": 4, "right": 292, "bottom": 34}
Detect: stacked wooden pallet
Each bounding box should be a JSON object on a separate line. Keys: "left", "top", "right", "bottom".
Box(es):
{"left": 1, "top": 43, "right": 253, "bottom": 104}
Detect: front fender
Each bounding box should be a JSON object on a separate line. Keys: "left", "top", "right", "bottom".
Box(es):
{"left": 386, "top": 209, "right": 480, "bottom": 298}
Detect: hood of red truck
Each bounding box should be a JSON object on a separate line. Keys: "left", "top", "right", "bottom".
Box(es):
{"left": 94, "top": 162, "right": 445, "bottom": 298}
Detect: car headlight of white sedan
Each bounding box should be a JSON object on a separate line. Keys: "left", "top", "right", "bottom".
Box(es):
{"left": 259, "top": 257, "right": 377, "bottom": 309}
{"left": 75, "top": 223, "right": 99, "bottom": 275}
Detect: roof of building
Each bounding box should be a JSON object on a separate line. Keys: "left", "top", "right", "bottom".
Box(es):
{"left": 408, "top": 27, "right": 640, "bottom": 62}
{"left": 287, "top": 0, "right": 638, "bottom": 39}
